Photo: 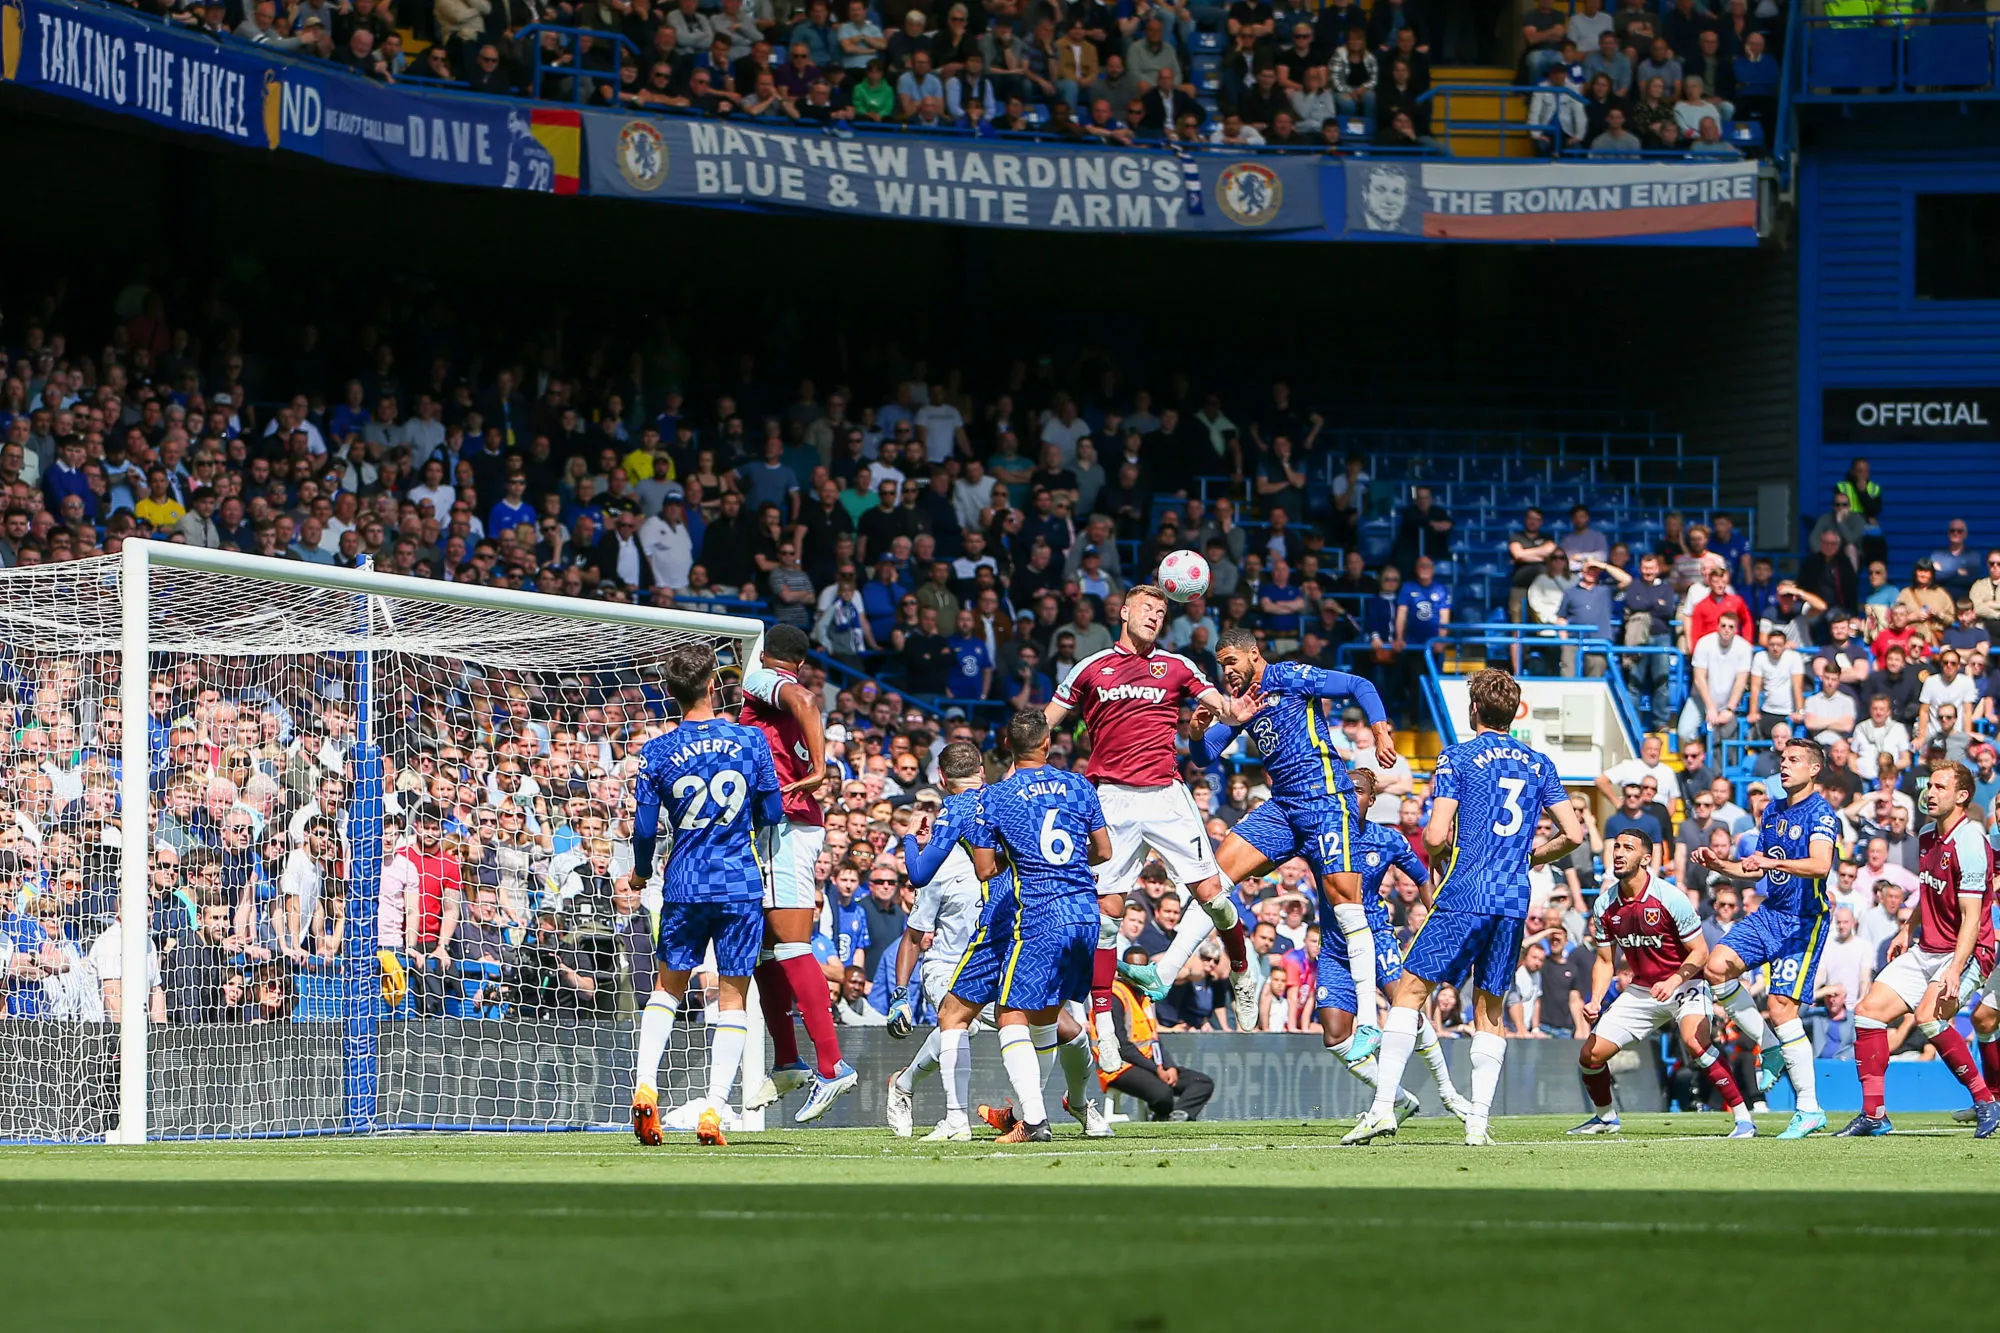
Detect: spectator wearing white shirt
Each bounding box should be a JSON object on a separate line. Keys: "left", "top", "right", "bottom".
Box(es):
{"left": 1567, "top": 0, "right": 1614, "bottom": 51}
{"left": 1799, "top": 661, "right": 1858, "bottom": 746}
{"left": 1745, "top": 627, "right": 1805, "bottom": 739}
{"left": 1594, "top": 733, "right": 1679, "bottom": 809}
{"left": 1528, "top": 63, "right": 1588, "bottom": 155}
{"left": 911, "top": 385, "right": 968, "bottom": 464}
{"left": 1851, "top": 694, "right": 1912, "bottom": 774}
{"left": 638, "top": 487, "right": 696, "bottom": 590}
{"left": 87, "top": 910, "right": 165, "bottom": 1024}
{"left": 1681, "top": 612, "right": 1752, "bottom": 743}
{"left": 951, "top": 458, "right": 998, "bottom": 532}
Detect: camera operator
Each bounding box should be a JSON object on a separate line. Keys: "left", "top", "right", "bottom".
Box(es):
{"left": 513, "top": 905, "right": 614, "bottom": 1018}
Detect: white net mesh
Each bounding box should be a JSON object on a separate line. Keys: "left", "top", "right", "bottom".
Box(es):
{"left": 0, "top": 551, "right": 761, "bottom": 1142}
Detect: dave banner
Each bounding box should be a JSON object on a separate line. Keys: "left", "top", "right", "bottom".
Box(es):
{"left": 1339, "top": 158, "right": 1760, "bottom": 244}
{"left": 2, "top": 0, "right": 579, "bottom": 192}
{"left": 585, "top": 110, "right": 1322, "bottom": 233}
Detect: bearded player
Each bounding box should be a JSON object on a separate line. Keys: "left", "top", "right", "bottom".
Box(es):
{"left": 1043, "top": 585, "right": 1264, "bottom": 1072}
{"left": 1130, "top": 627, "right": 1402, "bottom": 1057}
{"left": 1837, "top": 760, "right": 2000, "bottom": 1138}
{"left": 737, "top": 624, "right": 856, "bottom": 1122}
{"left": 1567, "top": 829, "right": 1755, "bottom": 1138}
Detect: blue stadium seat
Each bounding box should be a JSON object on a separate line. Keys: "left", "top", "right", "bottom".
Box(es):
{"left": 1907, "top": 24, "right": 1994, "bottom": 90}
{"left": 1807, "top": 27, "right": 1896, "bottom": 88}
{"left": 1195, "top": 63, "right": 1221, "bottom": 95}
{"left": 1191, "top": 31, "right": 1224, "bottom": 54}
{"left": 1342, "top": 116, "right": 1372, "bottom": 140}
{"left": 1023, "top": 104, "right": 1048, "bottom": 125}
{"left": 1732, "top": 56, "right": 1780, "bottom": 97}
{"left": 1728, "top": 119, "right": 1763, "bottom": 148}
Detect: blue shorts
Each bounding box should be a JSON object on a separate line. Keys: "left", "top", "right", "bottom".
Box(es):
{"left": 948, "top": 923, "right": 1009, "bottom": 1008}
{"left": 1402, "top": 909, "right": 1524, "bottom": 998}
{"left": 656, "top": 899, "right": 764, "bottom": 977}
{"left": 1233, "top": 794, "right": 1361, "bottom": 880}
{"left": 989, "top": 907, "right": 1097, "bottom": 1012}
{"left": 1720, "top": 908, "right": 1829, "bottom": 1003}
{"left": 1314, "top": 921, "right": 1405, "bottom": 1015}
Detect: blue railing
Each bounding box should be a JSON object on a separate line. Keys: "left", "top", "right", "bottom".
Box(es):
{"left": 518, "top": 24, "right": 641, "bottom": 106}
{"left": 1415, "top": 82, "right": 1749, "bottom": 161}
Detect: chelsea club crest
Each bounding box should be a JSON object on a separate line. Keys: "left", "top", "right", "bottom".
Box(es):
{"left": 1216, "top": 162, "right": 1283, "bottom": 227}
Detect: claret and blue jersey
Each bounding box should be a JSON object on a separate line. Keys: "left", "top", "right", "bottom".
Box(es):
{"left": 632, "top": 716, "right": 783, "bottom": 977}
{"left": 1403, "top": 730, "right": 1568, "bottom": 998}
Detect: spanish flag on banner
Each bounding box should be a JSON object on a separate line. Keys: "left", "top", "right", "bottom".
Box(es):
{"left": 528, "top": 109, "right": 581, "bottom": 196}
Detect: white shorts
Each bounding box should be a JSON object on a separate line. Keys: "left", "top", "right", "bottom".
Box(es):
{"left": 1978, "top": 969, "right": 2000, "bottom": 1014}
{"left": 1092, "top": 781, "right": 1218, "bottom": 898}
{"left": 1876, "top": 947, "right": 1987, "bottom": 1013}
{"left": 757, "top": 820, "right": 825, "bottom": 911}
{"left": 922, "top": 959, "right": 994, "bottom": 1029}
{"left": 1592, "top": 980, "right": 1712, "bottom": 1051}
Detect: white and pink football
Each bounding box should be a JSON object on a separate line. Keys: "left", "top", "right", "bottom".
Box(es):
{"left": 1157, "top": 549, "right": 1211, "bottom": 602}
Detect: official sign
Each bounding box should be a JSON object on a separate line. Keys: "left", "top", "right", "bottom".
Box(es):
{"left": 1340, "top": 158, "right": 1759, "bottom": 245}
{"left": 1822, "top": 387, "right": 2000, "bottom": 444}
{"left": 585, "top": 112, "right": 1322, "bottom": 233}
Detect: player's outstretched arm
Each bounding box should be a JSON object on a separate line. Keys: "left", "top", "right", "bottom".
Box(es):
{"left": 1189, "top": 705, "right": 1242, "bottom": 767}
{"left": 1042, "top": 698, "right": 1074, "bottom": 730}
{"left": 1531, "top": 797, "right": 1585, "bottom": 867}
{"left": 901, "top": 822, "right": 959, "bottom": 888}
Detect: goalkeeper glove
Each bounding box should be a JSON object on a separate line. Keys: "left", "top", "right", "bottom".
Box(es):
{"left": 887, "top": 986, "right": 915, "bottom": 1039}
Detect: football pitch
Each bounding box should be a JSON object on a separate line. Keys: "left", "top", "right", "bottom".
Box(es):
{"left": 5, "top": 1114, "right": 1996, "bottom": 1331}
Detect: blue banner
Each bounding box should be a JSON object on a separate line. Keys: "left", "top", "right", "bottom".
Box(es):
{"left": 2, "top": 0, "right": 320, "bottom": 154}
{"left": 316, "top": 74, "right": 566, "bottom": 192}
{"left": 583, "top": 111, "right": 1323, "bottom": 234}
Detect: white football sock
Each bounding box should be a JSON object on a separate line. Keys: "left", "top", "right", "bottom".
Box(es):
{"left": 1030, "top": 1021, "right": 1060, "bottom": 1091}
{"left": 1415, "top": 1015, "right": 1463, "bottom": 1100}
{"left": 635, "top": 989, "right": 679, "bottom": 1094}
{"left": 1468, "top": 1030, "right": 1507, "bottom": 1134}
{"left": 1715, "top": 980, "right": 1772, "bottom": 1049}
{"left": 1331, "top": 1036, "right": 1380, "bottom": 1091}
{"left": 1199, "top": 882, "right": 1240, "bottom": 932}
{"left": 1056, "top": 1027, "right": 1093, "bottom": 1107}
{"left": 1152, "top": 898, "right": 1218, "bottom": 983}
{"left": 1774, "top": 1017, "right": 1818, "bottom": 1112}
{"left": 895, "top": 1027, "right": 944, "bottom": 1094}
{"left": 1331, "top": 903, "right": 1378, "bottom": 1028}
{"left": 1366, "top": 1006, "right": 1422, "bottom": 1118}
{"left": 707, "top": 1010, "right": 749, "bottom": 1104}
{"left": 999, "top": 1025, "right": 1049, "bottom": 1126}
{"left": 939, "top": 1027, "right": 972, "bottom": 1119}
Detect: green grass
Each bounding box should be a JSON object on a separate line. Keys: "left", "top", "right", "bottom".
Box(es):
{"left": 5, "top": 1114, "right": 1998, "bottom": 1331}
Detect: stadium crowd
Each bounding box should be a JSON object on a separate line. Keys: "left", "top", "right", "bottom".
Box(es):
{"left": 114, "top": 0, "right": 1787, "bottom": 152}
{"left": 0, "top": 261, "right": 1993, "bottom": 1119}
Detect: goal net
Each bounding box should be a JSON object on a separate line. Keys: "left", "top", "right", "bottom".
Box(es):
{"left": 0, "top": 544, "right": 766, "bottom": 1143}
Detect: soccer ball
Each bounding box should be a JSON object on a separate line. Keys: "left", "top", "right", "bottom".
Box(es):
{"left": 1157, "top": 550, "right": 1210, "bottom": 602}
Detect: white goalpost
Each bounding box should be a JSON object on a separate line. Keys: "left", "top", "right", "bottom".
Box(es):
{"left": 0, "top": 541, "right": 769, "bottom": 1143}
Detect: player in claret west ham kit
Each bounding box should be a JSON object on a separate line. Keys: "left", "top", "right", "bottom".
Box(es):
{"left": 1042, "top": 585, "right": 1265, "bottom": 1073}
{"left": 1568, "top": 829, "right": 1756, "bottom": 1139}
{"left": 1838, "top": 760, "right": 2000, "bottom": 1138}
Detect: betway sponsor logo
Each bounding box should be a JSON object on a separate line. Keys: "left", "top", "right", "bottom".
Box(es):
{"left": 1098, "top": 683, "right": 1168, "bottom": 703}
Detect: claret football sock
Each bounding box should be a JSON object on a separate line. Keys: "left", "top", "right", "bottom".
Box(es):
{"left": 775, "top": 943, "right": 843, "bottom": 1078}
{"left": 1923, "top": 1021, "right": 1996, "bottom": 1103}
{"left": 754, "top": 954, "right": 801, "bottom": 1068}
{"left": 1693, "top": 1045, "right": 1750, "bottom": 1117}
{"left": 1580, "top": 1062, "right": 1614, "bottom": 1114}
{"left": 1978, "top": 1031, "right": 2000, "bottom": 1091}
{"left": 1201, "top": 887, "right": 1247, "bottom": 970}
{"left": 1854, "top": 1018, "right": 1890, "bottom": 1118}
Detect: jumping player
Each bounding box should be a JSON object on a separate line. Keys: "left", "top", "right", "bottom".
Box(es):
{"left": 737, "top": 624, "right": 857, "bottom": 1123}
{"left": 1345, "top": 669, "right": 1583, "bottom": 1147}
{"left": 1691, "top": 736, "right": 1838, "bottom": 1139}
{"left": 630, "top": 643, "right": 784, "bottom": 1147}
{"left": 1128, "top": 628, "right": 1401, "bottom": 1056}
{"left": 1838, "top": 760, "right": 2000, "bottom": 1138}
{"left": 963, "top": 710, "right": 1113, "bottom": 1143}
{"left": 1567, "top": 829, "right": 1755, "bottom": 1138}
{"left": 1043, "top": 586, "right": 1266, "bottom": 1071}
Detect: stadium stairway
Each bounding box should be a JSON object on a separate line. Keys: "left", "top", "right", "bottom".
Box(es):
{"left": 1427, "top": 67, "right": 1536, "bottom": 159}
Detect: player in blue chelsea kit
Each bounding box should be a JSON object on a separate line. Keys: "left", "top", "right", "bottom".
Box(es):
{"left": 887, "top": 742, "right": 1109, "bottom": 1141}
{"left": 629, "top": 643, "right": 784, "bottom": 1147}
{"left": 1346, "top": 669, "right": 1583, "bottom": 1147}
{"left": 1690, "top": 736, "right": 1840, "bottom": 1139}
{"left": 958, "top": 710, "right": 1112, "bottom": 1143}
{"left": 1129, "top": 627, "right": 1405, "bottom": 1052}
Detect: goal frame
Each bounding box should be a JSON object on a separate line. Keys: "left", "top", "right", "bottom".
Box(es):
{"left": 104, "top": 540, "right": 769, "bottom": 1143}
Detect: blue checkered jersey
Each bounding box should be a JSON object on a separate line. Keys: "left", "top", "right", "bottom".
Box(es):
{"left": 1430, "top": 730, "right": 1568, "bottom": 919}
{"left": 631, "top": 717, "right": 783, "bottom": 904}
{"left": 1752, "top": 790, "right": 1841, "bottom": 917}
{"left": 1231, "top": 662, "right": 1386, "bottom": 805}
{"left": 968, "top": 764, "right": 1105, "bottom": 909}
{"left": 1347, "top": 820, "right": 1427, "bottom": 933}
